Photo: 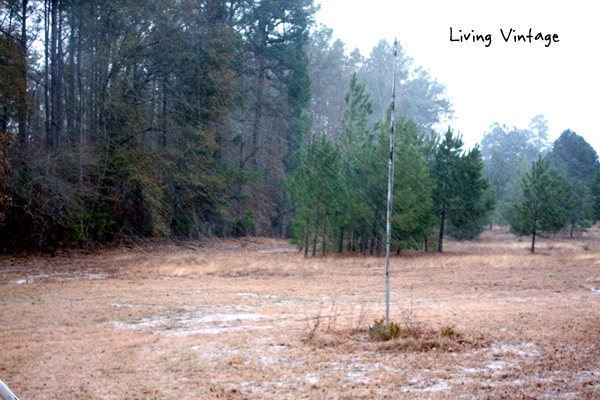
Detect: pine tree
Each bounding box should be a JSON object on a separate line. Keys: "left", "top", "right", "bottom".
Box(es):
{"left": 391, "top": 116, "right": 434, "bottom": 251}
{"left": 509, "top": 156, "right": 571, "bottom": 253}
{"left": 546, "top": 129, "right": 600, "bottom": 235}
{"left": 287, "top": 135, "right": 343, "bottom": 256}
{"left": 563, "top": 178, "right": 594, "bottom": 237}
{"left": 447, "top": 145, "right": 495, "bottom": 240}
{"left": 592, "top": 172, "right": 600, "bottom": 222}
{"left": 433, "top": 127, "right": 494, "bottom": 250}
{"left": 480, "top": 119, "right": 546, "bottom": 226}
{"left": 341, "top": 72, "right": 373, "bottom": 148}
{"left": 547, "top": 129, "right": 600, "bottom": 182}
{"left": 338, "top": 72, "right": 375, "bottom": 254}
{"left": 432, "top": 127, "right": 463, "bottom": 252}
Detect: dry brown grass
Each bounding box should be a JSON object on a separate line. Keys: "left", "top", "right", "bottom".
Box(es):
{"left": 1, "top": 228, "right": 600, "bottom": 399}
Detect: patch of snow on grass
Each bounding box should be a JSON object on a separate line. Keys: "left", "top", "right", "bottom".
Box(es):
{"left": 108, "top": 311, "right": 266, "bottom": 336}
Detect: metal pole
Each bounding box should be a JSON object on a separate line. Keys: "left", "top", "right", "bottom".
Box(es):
{"left": 0, "top": 379, "right": 19, "bottom": 400}
{"left": 385, "top": 38, "right": 398, "bottom": 326}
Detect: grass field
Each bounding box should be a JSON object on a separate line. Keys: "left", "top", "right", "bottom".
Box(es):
{"left": 1, "top": 228, "right": 600, "bottom": 399}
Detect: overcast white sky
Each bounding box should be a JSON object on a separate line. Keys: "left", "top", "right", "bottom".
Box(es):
{"left": 315, "top": 0, "right": 599, "bottom": 152}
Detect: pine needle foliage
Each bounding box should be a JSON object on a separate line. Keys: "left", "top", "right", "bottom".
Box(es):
{"left": 509, "top": 156, "right": 571, "bottom": 252}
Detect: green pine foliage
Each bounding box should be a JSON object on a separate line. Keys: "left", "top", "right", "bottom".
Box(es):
{"left": 546, "top": 129, "right": 600, "bottom": 235}
{"left": 593, "top": 172, "right": 600, "bottom": 222}
{"left": 446, "top": 146, "right": 495, "bottom": 240}
{"left": 287, "top": 135, "right": 344, "bottom": 256}
{"left": 432, "top": 127, "right": 494, "bottom": 251}
{"left": 509, "top": 156, "right": 571, "bottom": 252}
{"left": 479, "top": 118, "right": 547, "bottom": 227}
{"left": 288, "top": 74, "right": 462, "bottom": 257}
{"left": 547, "top": 129, "right": 600, "bottom": 182}
{"left": 391, "top": 117, "right": 434, "bottom": 250}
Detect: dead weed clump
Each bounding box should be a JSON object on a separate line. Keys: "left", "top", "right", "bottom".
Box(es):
{"left": 300, "top": 296, "right": 488, "bottom": 354}
{"left": 361, "top": 286, "right": 484, "bottom": 353}
{"left": 302, "top": 328, "right": 359, "bottom": 348}
{"left": 366, "top": 303, "right": 489, "bottom": 353}
{"left": 302, "top": 295, "right": 346, "bottom": 344}
{"left": 302, "top": 316, "right": 487, "bottom": 354}
{"left": 373, "top": 324, "right": 487, "bottom": 354}
{"left": 367, "top": 317, "right": 401, "bottom": 341}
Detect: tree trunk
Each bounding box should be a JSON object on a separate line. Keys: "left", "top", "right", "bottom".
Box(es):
{"left": 304, "top": 235, "right": 308, "bottom": 258}
{"left": 44, "top": 0, "right": 51, "bottom": 146}
{"left": 18, "top": 0, "right": 28, "bottom": 145}
{"left": 50, "top": 0, "right": 61, "bottom": 148}
{"left": 338, "top": 226, "right": 344, "bottom": 253}
{"left": 252, "top": 57, "right": 265, "bottom": 170}
{"left": 312, "top": 206, "right": 320, "bottom": 257}
{"left": 532, "top": 209, "right": 538, "bottom": 253}
{"left": 57, "top": 3, "right": 63, "bottom": 141}
{"left": 280, "top": 197, "right": 289, "bottom": 239}
{"left": 361, "top": 222, "right": 367, "bottom": 256}
{"left": 280, "top": 214, "right": 287, "bottom": 239}
{"left": 570, "top": 219, "right": 574, "bottom": 238}
{"left": 76, "top": 15, "right": 83, "bottom": 142}
{"left": 438, "top": 204, "right": 446, "bottom": 252}
{"left": 67, "top": 8, "right": 75, "bottom": 145}
{"left": 370, "top": 212, "right": 377, "bottom": 256}
{"left": 162, "top": 75, "right": 168, "bottom": 147}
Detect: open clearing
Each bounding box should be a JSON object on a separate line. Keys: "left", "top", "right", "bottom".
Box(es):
{"left": 1, "top": 229, "right": 600, "bottom": 399}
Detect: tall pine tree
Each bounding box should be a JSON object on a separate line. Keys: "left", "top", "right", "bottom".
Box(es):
{"left": 433, "top": 127, "right": 493, "bottom": 251}
{"left": 509, "top": 156, "right": 571, "bottom": 252}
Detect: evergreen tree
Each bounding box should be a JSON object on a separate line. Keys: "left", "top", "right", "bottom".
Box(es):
{"left": 480, "top": 118, "right": 547, "bottom": 226}
{"left": 547, "top": 129, "right": 599, "bottom": 182}
{"left": 234, "top": 0, "right": 316, "bottom": 236}
{"left": 563, "top": 178, "right": 594, "bottom": 237}
{"left": 547, "top": 129, "right": 600, "bottom": 235}
{"left": 287, "top": 135, "right": 343, "bottom": 256}
{"left": 432, "top": 127, "right": 463, "bottom": 252}
{"left": 592, "top": 172, "right": 600, "bottom": 222}
{"left": 390, "top": 116, "right": 434, "bottom": 251}
{"left": 528, "top": 115, "right": 550, "bottom": 154}
{"left": 359, "top": 39, "right": 453, "bottom": 132}
{"left": 338, "top": 72, "right": 375, "bottom": 254}
{"left": 509, "top": 156, "right": 571, "bottom": 253}
{"left": 447, "top": 146, "right": 495, "bottom": 240}
{"left": 433, "top": 127, "right": 493, "bottom": 251}
{"left": 306, "top": 26, "right": 357, "bottom": 140}
{"left": 289, "top": 72, "right": 437, "bottom": 257}
{"left": 341, "top": 72, "right": 373, "bottom": 147}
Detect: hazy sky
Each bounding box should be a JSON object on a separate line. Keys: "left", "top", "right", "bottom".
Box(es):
{"left": 315, "top": 0, "right": 599, "bottom": 152}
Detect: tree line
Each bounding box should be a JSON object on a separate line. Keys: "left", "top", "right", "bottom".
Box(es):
{"left": 1, "top": 0, "right": 596, "bottom": 255}
{"left": 288, "top": 71, "right": 493, "bottom": 256}
{"left": 482, "top": 123, "right": 600, "bottom": 252}
{"left": 0, "top": 0, "right": 453, "bottom": 253}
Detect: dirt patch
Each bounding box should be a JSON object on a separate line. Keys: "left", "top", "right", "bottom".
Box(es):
{"left": 1, "top": 228, "right": 600, "bottom": 398}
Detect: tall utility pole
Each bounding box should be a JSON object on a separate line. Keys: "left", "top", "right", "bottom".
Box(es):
{"left": 385, "top": 38, "right": 397, "bottom": 326}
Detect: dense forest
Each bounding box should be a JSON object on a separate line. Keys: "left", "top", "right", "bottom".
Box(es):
{"left": 0, "top": 0, "right": 598, "bottom": 254}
